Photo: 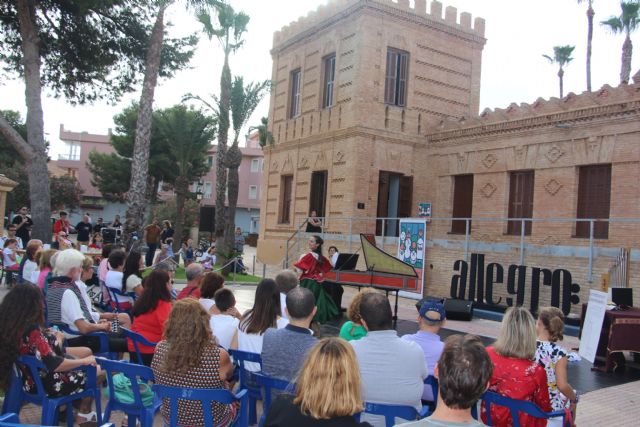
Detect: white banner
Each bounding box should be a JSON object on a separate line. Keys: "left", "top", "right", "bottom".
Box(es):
{"left": 579, "top": 290, "right": 608, "bottom": 363}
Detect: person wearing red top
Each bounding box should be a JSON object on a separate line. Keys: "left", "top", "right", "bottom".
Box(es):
{"left": 176, "top": 263, "right": 204, "bottom": 300}
{"left": 52, "top": 211, "right": 71, "bottom": 236}
{"left": 481, "top": 307, "right": 551, "bottom": 427}
{"left": 294, "top": 235, "right": 338, "bottom": 324}
{"left": 128, "top": 270, "right": 173, "bottom": 366}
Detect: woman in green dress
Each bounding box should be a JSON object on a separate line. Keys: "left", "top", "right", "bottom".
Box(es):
{"left": 294, "top": 235, "right": 339, "bottom": 324}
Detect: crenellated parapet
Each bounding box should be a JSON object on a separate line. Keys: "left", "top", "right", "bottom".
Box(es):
{"left": 428, "top": 80, "right": 640, "bottom": 142}
{"left": 272, "top": 0, "right": 485, "bottom": 53}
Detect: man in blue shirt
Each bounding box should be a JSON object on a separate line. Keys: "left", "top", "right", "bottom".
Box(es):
{"left": 402, "top": 299, "right": 446, "bottom": 402}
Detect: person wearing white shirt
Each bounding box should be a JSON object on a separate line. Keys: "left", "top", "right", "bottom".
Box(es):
{"left": 22, "top": 239, "right": 43, "bottom": 285}
{"left": 104, "top": 250, "right": 134, "bottom": 308}
{"left": 275, "top": 270, "right": 298, "bottom": 319}
{"left": 328, "top": 246, "right": 339, "bottom": 268}
{"left": 209, "top": 288, "right": 241, "bottom": 349}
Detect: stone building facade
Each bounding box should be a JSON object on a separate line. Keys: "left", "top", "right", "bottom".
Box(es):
{"left": 257, "top": 0, "right": 640, "bottom": 315}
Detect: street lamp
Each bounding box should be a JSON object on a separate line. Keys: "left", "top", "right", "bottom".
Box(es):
{"left": 195, "top": 180, "right": 204, "bottom": 201}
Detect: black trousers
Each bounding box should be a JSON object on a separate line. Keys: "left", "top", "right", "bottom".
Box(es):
{"left": 66, "top": 331, "right": 127, "bottom": 354}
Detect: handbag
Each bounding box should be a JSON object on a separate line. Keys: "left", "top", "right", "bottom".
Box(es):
{"left": 105, "top": 373, "right": 155, "bottom": 407}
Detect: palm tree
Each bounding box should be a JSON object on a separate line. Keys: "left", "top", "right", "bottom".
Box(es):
{"left": 578, "top": 0, "right": 595, "bottom": 91}
{"left": 543, "top": 45, "right": 575, "bottom": 98}
{"left": 601, "top": 1, "right": 640, "bottom": 84}
{"left": 124, "top": 0, "right": 223, "bottom": 247}
{"left": 197, "top": 5, "right": 250, "bottom": 241}
{"left": 251, "top": 117, "right": 274, "bottom": 147}
{"left": 219, "top": 77, "right": 270, "bottom": 268}
{"left": 155, "top": 105, "right": 215, "bottom": 252}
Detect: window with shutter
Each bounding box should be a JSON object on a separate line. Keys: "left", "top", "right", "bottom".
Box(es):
{"left": 309, "top": 171, "right": 328, "bottom": 217}
{"left": 507, "top": 171, "right": 534, "bottom": 235}
{"left": 289, "top": 69, "right": 301, "bottom": 118}
{"left": 451, "top": 175, "right": 474, "bottom": 234}
{"left": 576, "top": 164, "right": 611, "bottom": 238}
{"left": 322, "top": 55, "right": 336, "bottom": 108}
{"left": 279, "top": 175, "right": 293, "bottom": 224}
{"left": 384, "top": 48, "right": 409, "bottom": 106}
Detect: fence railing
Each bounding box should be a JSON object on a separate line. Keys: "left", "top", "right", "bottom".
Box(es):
{"left": 283, "top": 215, "right": 640, "bottom": 284}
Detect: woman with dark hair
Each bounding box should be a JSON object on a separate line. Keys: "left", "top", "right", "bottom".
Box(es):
{"left": 122, "top": 251, "right": 144, "bottom": 297}
{"left": 160, "top": 220, "right": 174, "bottom": 244}
{"left": 128, "top": 270, "right": 173, "bottom": 366}
{"left": 151, "top": 299, "right": 235, "bottom": 427}
{"left": 22, "top": 239, "right": 43, "bottom": 284}
{"left": 231, "top": 278, "right": 288, "bottom": 371}
{"left": 294, "top": 235, "right": 339, "bottom": 324}
{"left": 0, "top": 285, "right": 99, "bottom": 424}
{"left": 199, "top": 272, "right": 225, "bottom": 312}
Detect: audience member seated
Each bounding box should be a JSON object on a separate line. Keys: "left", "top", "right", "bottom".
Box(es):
{"left": 400, "top": 334, "right": 493, "bottom": 427}
{"left": 264, "top": 337, "right": 372, "bottom": 427}
{"left": 535, "top": 307, "right": 578, "bottom": 426}
{"left": 105, "top": 249, "right": 133, "bottom": 310}
{"left": 52, "top": 231, "right": 74, "bottom": 250}
{"left": 199, "top": 272, "right": 225, "bottom": 312}
{"left": 339, "top": 288, "right": 375, "bottom": 342}
{"left": 231, "top": 278, "right": 289, "bottom": 372}
{"left": 275, "top": 270, "right": 298, "bottom": 319}
{"left": 176, "top": 263, "right": 205, "bottom": 300}
{"left": 22, "top": 239, "right": 43, "bottom": 284}
{"left": 151, "top": 298, "right": 236, "bottom": 427}
{"left": 262, "top": 287, "right": 317, "bottom": 382}
{"left": 198, "top": 246, "right": 216, "bottom": 270}
{"left": 36, "top": 249, "right": 57, "bottom": 292}
{"left": 209, "top": 288, "right": 240, "bottom": 350}
{"left": 77, "top": 255, "right": 131, "bottom": 329}
{"left": 0, "top": 285, "right": 100, "bottom": 425}
{"left": 402, "top": 299, "right": 446, "bottom": 402}
{"left": 89, "top": 232, "right": 103, "bottom": 250}
{"left": 351, "top": 293, "right": 427, "bottom": 427}
{"left": 2, "top": 239, "right": 20, "bottom": 285}
{"left": 1, "top": 224, "right": 23, "bottom": 249}
{"left": 481, "top": 307, "right": 551, "bottom": 427}
{"left": 129, "top": 270, "right": 173, "bottom": 366}
{"left": 123, "top": 251, "right": 145, "bottom": 297}
{"left": 45, "top": 249, "right": 127, "bottom": 354}
{"left": 97, "top": 244, "right": 115, "bottom": 284}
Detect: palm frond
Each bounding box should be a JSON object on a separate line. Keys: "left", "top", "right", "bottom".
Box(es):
{"left": 601, "top": 16, "right": 624, "bottom": 33}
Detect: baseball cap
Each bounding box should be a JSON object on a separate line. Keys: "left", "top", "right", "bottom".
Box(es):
{"left": 419, "top": 299, "right": 446, "bottom": 322}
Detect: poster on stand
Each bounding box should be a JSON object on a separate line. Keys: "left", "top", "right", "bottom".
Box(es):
{"left": 579, "top": 290, "right": 608, "bottom": 363}
{"left": 396, "top": 219, "right": 426, "bottom": 299}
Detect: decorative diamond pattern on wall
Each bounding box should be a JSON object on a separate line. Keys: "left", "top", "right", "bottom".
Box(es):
{"left": 545, "top": 145, "right": 565, "bottom": 163}
{"left": 480, "top": 182, "right": 497, "bottom": 198}
{"left": 544, "top": 179, "right": 563, "bottom": 196}
{"left": 482, "top": 153, "right": 498, "bottom": 169}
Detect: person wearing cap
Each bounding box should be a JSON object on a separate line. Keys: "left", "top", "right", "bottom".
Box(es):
{"left": 402, "top": 298, "right": 446, "bottom": 402}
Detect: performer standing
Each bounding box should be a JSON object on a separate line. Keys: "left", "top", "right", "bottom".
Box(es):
{"left": 294, "top": 235, "right": 339, "bottom": 324}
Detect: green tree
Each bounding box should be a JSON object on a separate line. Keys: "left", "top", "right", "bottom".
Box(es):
{"left": 218, "top": 77, "right": 269, "bottom": 266}
{"left": 252, "top": 116, "right": 274, "bottom": 148}
{"left": 50, "top": 175, "right": 83, "bottom": 211}
{"left": 124, "top": 0, "right": 223, "bottom": 247}
{"left": 155, "top": 105, "right": 215, "bottom": 250}
{"left": 578, "top": 1, "right": 596, "bottom": 91}
{"left": 543, "top": 45, "right": 575, "bottom": 98}
{"left": 87, "top": 104, "right": 177, "bottom": 202}
{"left": 196, "top": 4, "right": 249, "bottom": 240}
{"left": 0, "top": 0, "right": 196, "bottom": 240}
{"left": 601, "top": 1, "right": 640, "bottom": 84}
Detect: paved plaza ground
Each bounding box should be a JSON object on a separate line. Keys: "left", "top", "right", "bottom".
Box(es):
{"left": 2, "top": 245, "right": 639, "bottom": 426}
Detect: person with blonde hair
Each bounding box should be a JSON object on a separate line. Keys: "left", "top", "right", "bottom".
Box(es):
{"left": 264, "top": 337, "right": 372, "bottom": 427}
{"left": 482, "top": 307, "right": 551, "bottom": 427}
{"left": 339, "top": 288, "right": 376, "bottom": 341}
{"left": 36, "top": 249, "right": 57, "bottom": 291}
{"left": 151, "top": 298, "right": 235, "bottom": 427}
{"left": 535, "top": 307, "right": 578, "bottom": 426}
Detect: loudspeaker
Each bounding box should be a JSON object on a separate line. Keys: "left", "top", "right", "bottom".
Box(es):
{"left": 444, "top": 299, "right": 474, "bottom": 321}
{"left": 101, "top": 228, "right": 116, "bottom": 243}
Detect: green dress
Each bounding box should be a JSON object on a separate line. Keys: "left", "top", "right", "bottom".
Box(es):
{"left": 295, "top": 252, "right": 339, "bottom": 324}
{"left": 339, "top": 321, "right": 367, "bottom": 341}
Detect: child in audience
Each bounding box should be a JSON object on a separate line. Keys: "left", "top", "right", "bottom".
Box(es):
{"left": 535, "top": 307, "right": 578, "bottom": 426}
{"left": 199, "top": 246, "right": 216, "bottom": 270}
{"left": 275, "top": 270, "right": 298, "bottom": 319}
{"left": 339, "top": 288, "right": 375, "bottom": 341}
{"left": 2, "top": 239, "right": 20, "bottom": 285}
{"left": 36, "top": 249, "right": 57, "bottom": 292}
{"left": 210, "top": 288, "right": 240, "bottom": 350}
{"left": 89, "top": 232, "right": 103, "bottom": 250}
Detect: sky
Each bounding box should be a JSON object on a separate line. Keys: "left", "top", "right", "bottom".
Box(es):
{"left": 1, "top": 0, "right": 638, "bottom": 157}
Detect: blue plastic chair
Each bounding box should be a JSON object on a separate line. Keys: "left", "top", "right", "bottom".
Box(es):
{"left": 253, "top": 372, "right": 295, "bottom": 427}
{"left": 96, "top": 358, "right": 160, "bottom": 427}
{"left": 120, "top": 328, "right": 157, "bottom": 365}
{"left": 3, "top": 355, "right": 102, "bottom": 427}
{"left": 57, "top": 324, "right": 118, "bottom": 360}
{"left": 481, "top": 391, "right": 572, "bottom": 427}
{"left": 0, "top": 413, "right": 115, "bottom": 427}
{"left": 355, "top": 402, "right": 430, "bottom": 427}
{"left": 152, "top": 384, "right": 249, "bottom": 427}
{"left": 228, "top": 349, "right": 262, "bottom": 425}
{"left": 105, "top": 287, "right": 135, "bottom": 315}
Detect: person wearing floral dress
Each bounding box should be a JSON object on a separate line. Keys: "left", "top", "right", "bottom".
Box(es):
{"left": 535, "top": 307, "right": 578, "bottom": 426}
{"left": 0, "top": 285, "right": 99, "bottom": 425}
{"left": 482, "top": 307, "right": 551, "bottom": 427}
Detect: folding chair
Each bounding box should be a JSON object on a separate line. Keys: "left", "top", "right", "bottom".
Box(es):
{"left": 481, "top": 390, "right": 572, "bottom": 427}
